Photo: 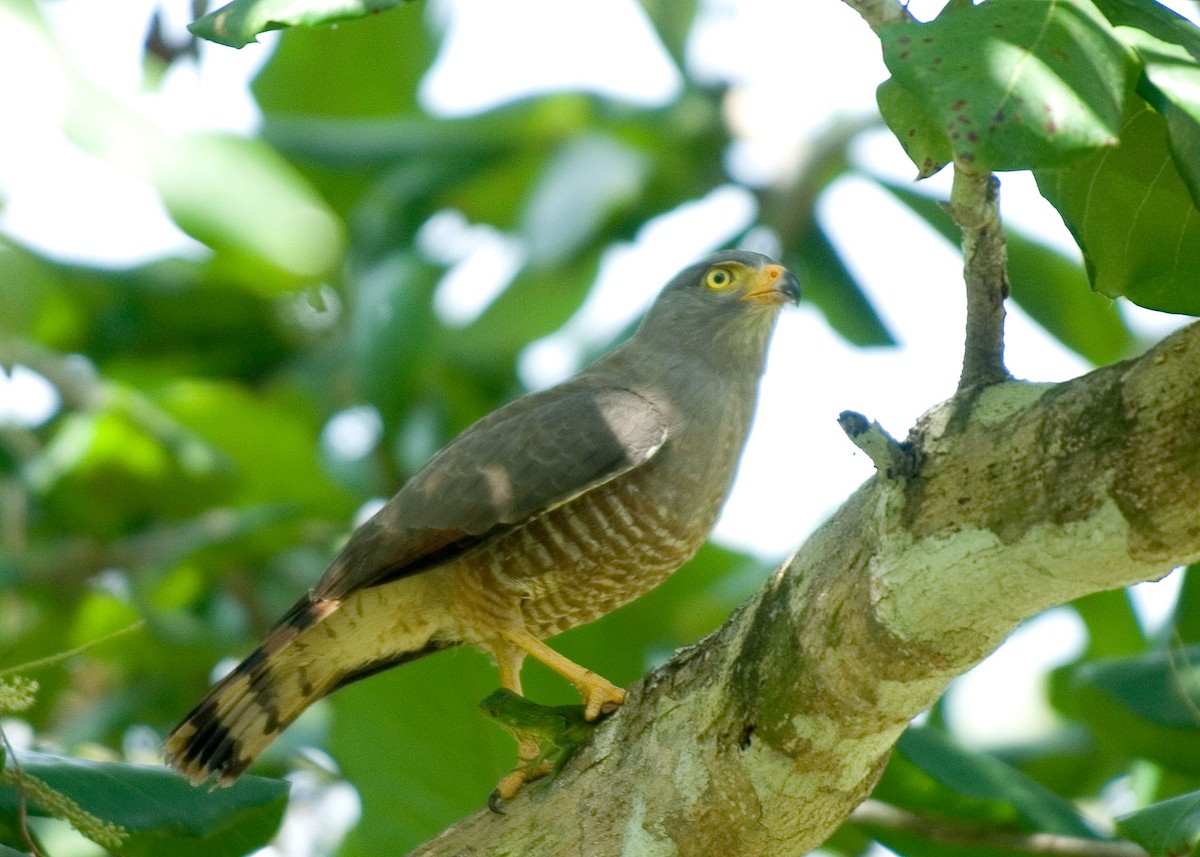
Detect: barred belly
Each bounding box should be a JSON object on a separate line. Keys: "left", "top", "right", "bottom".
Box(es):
{"left": 487, "top": 473, "right": 717, "bottom": 637}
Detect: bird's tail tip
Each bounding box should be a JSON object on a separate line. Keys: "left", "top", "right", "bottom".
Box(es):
{"left": 163, "top": 696, "right": 256, "bottom": 787}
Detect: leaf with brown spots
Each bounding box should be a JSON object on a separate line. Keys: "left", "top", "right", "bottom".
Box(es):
{"left": 877, "top": 0, "right": 1132, "bottom": 173}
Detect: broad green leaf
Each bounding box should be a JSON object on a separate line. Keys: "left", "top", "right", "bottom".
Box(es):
{"left": 1053, "top": 644, "right": 1200, "bottom": 776}
{"left": 347, "top": 253, "right": 443, "bottom": 427}
{"left": 989, "top": 725, "right": 1120, "bottom": 799}
{"left": 252, "top": 1, "right": 431, "bottom": 117}
{"left": 1120, "top": 27, "right": 1200, "bottom": 206}
{"left": 875, "top": 178, "right": 1133, "bottom": 364}
{"left": 1116, "top": 789, "right": 1200, "bottom": 857}
{"left": 871, "top": 727, "right": 1095, "bottom": 839}
{"left": 1171, "top": 566, "right": 1200, "bottom": 644}
{"left": 784, "top": 222, "right": 895, "bottom": 347}
{"left": 0, "top": 247, "right": 297, "bottom": 377}
{"left": 191, "top": 0, "right": 411, "bottom": 48}
{"left": 878, "top": 0, "right": 1131, "bottom": 173}
{"left": 156, "top": 380, "right": 352, "bottom": 515}
{"left": 876, "top": 77, "right": 952, "bottom": 179}
{"left": 0, "top": 752, "right": 288, "bottom": 857}
{"left": 154, "top": 134, "right": 346, "bottom": 288}
{"left": 1092, "top": 0, "right": 1200, "bottom": 61}
{"left": 520, "top": 135, "right": 650, "bottom": 268}
{"left": 636, "top": 0, "right": 697, "bottom": 67}
{"left": 449, "top": 252, "right": 601, "bottom": 366}
{"left": 1070, "top": 589, "right": 1146, "bottom": 659}
{"left": 65, "top": 90, "right": 344, "bottom": 291}
{"left": 1036, "top": 100, "right": 1200, "bottom": 315}
{"left": 263, "top": 115, "right": 520, "bottom": 171}
{"left": 1072, "top": 644, "right": 1200, "bottom": 729}
{"left": 25, "top": 398, "right": 229, "bottom": 539}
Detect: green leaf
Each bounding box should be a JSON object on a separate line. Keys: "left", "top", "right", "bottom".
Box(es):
{"left": 1070, "top": 589, "right": 1146, "bottom": 659}
{"left": 1120, "top": 27, "right": 1200, "bottom": 207}
{"left": 520, "top": 135, "right": 650, "bottom": 268}
{"left": 449, "top": 252, "right": 601, "bottom": 365}
{"left": 878, "top": 0, "right": 1131, "bottom": 173}
{"left": 65, "top": 90, "right": 345, "bottom": 290}
{"left": 252, "top": 1, "right": 432, "bottom": 117}
{"left": 871, "top": 727, "right": 1095, "bottom": 839}
{"left": 1171, "top": 566, "right": 1200, "bottom": 645}
{"left": 156, "top": 380, "right": 352, "bottom": 515}
{"left": 784, "top": 222, "right": 895, "bottom": 347}
{"left": 1035, "top": 100, "right": 1200, "bottom": 315}
{"left": 263, "top": 115, "right": 520, "bottom": 171}
{"left": 636, "top": 0, "right": 697, "bottom": 67}
{"left": 154, "top": 134, "right": 346, "bottom": 287}
{"left": 346, "top": 253, "right": 443, "bottom": 426}
{"left": 1053, "top": 644, "right": 1200, "bottom": 776}
{"left": 1092, "top": 0, "right": 1200, "bottom": 61}
{"left": 989, "top": 725, "right": 1120, "bottom": 799}
{"left": 1116, "top": 789, "right": 1200, "bottom": 857}
{"left": 1072, "top": 644, "right": 1200, "bottom": 729}
{"left": 191, "top": 0, "right": 412, "bottom": 48}
{"left": 877, "top": 77, "right": 952, "bottom": 179}
{"left": 874, "top": 178, "right": 1133, "bottom": 364}
{"left": 0, "top": 752, "right": 288, "bottom": 857}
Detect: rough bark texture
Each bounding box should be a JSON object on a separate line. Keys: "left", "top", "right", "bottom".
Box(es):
{"left": 412, "top": 320, "right": 1200, "bottom": 856}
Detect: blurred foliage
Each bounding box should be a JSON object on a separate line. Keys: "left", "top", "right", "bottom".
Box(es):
{"left": 1, "top": 0, "right": 1200, "bottom": 854}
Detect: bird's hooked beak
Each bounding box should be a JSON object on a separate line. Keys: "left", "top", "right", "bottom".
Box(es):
{"left": 740, "top": 263, "right": 801, "bottom": 306}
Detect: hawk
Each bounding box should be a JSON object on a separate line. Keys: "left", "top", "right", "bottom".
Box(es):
{"left": 165, "top": 249, "right": 799, "bottom": 795}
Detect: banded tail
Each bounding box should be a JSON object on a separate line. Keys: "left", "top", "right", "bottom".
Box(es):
{"left": 164, "top": 588, "right": 448, "bottom": 785}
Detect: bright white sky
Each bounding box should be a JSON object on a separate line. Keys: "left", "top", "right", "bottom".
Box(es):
{"left": 0, "top": 0, "right": 1194, "bottom": 812}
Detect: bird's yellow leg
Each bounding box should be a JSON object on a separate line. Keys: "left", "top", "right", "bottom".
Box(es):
{"left": 500, "top": 629, "right": 626, "bottom": 720}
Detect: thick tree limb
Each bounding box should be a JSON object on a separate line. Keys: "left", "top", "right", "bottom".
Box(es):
{"left": 413, "top": 320, "right": 1200, "bottom": 856}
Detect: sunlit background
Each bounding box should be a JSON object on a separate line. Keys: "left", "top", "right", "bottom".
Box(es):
{"left": 1, "top": 0, "right": 1197, "bottom": 853}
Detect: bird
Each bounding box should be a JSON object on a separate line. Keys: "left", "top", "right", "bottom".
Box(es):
{"left": 164, "top": 249, "right": 799, "bottom": 796}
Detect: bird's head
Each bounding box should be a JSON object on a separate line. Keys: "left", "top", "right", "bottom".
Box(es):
{"left": 637, "top": 250, "right": 800, "bottom": 367}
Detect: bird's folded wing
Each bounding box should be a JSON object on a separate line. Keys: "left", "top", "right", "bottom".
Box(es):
{"left": 313, "top": 387, "right": 668, "bottom": 598}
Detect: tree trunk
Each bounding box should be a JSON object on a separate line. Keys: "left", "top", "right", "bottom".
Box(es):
{"left": 413, "top": 320, "right": 1200, "bottom": 857}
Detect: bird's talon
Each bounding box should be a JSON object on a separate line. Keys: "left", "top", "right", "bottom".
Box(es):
{"left": 490, "top": 769, "right": 528, "bottom": 810}
{"left": 583, "top": 683, "right": 626, "bottom": 721}
{"left": 487, "top": 789, "right": 506, "bottom": 815}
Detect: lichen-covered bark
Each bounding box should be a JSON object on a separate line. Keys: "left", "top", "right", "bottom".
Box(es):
{"left": 412, "top": 321, "right": 1200, "bottom": 857}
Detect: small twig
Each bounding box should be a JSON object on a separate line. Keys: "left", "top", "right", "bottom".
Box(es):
{"left": 838, "top": 0, "right": 913, "bottom": 29}
{"left": 1, "top": 725, "right": 47, "bottom": 857}
{"left": 851, "top": 800, "right": 1150, "bottom": 857}
{"left": 837, "top": 411, "right": 917, "bottom": 478}
{"left": 0, "top": 620, "right": 145, "bottom": 678}
{"left": 948, "top": 165, "right": 1011, "bottom": 390}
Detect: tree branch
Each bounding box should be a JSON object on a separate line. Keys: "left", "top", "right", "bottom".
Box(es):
{"left": 850, "top": 800, "right": 1150, "bottom": 857}
{"left": 949, "top": 167, "right": 1011, "bottom": 389}
{"left": 838, "top": 0, "right": 912, "bottom": 29}
{"left": 413, "top": 320, "right": 1200, "bottom": 856}
{"left": 837, "top": 410, "right": 917, "bottom": 478}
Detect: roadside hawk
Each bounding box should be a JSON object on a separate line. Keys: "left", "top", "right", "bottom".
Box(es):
{"left": 165, "top": 249, "right": 799, "bottom": 793}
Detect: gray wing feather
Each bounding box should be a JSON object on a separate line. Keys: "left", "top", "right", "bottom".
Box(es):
{"left": 313, "top": 387, "right": 667, "bottom": 598}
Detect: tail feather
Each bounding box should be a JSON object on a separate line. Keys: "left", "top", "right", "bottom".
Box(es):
{"left": 164, "top": 588, "right": 447, "bottom": 785}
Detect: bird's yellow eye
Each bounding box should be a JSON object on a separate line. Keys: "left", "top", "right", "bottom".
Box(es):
{"left": 705, "top": 267, "right": 735, "bottom": 290}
